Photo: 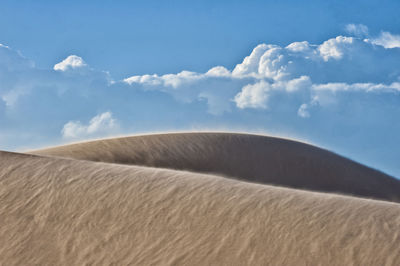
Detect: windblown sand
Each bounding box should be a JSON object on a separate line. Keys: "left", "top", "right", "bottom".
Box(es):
{"left": 1, "top": 132, "right": 399, "bottom": 265}
{"left": 33, "top": 132, "right": 400, "bottom": 202}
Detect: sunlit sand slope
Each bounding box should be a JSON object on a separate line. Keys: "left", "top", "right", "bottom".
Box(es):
{"left": 32, "top": 132, "right": 400, "bottom": 202}
{"left": 1, "top": 151, "right": 400, "bottom": 265}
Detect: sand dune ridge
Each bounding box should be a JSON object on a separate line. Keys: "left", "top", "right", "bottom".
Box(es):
{"left": 1, "top": 133, "right": 399, "bottom": 265}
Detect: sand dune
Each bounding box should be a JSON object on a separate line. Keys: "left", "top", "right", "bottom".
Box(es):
{"left": 32, "top": 132, "right": 400, "bottom": 202}
{"left": 1, "top": 150, "right": 400, "bottom": 265}
{"left": 2, "top": 132, "right": 400, "bottom": 265}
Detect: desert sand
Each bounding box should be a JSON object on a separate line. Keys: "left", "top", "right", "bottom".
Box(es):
{"left": 0, "top": 132, "right": 399, "bottom": 265}
{"left": 33, "top": 132, "right": 400, "bottom": 202}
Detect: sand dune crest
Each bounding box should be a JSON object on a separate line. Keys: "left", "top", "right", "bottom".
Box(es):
{"left": 32, "top": 132, "right": 400, "bottom": 202}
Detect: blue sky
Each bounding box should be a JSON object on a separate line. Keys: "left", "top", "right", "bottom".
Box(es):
{"left": 1, "top": 0, "right": 400, "bottom": 178}
{"left": 2, "top": 0, "right": 400, "bottom": 78}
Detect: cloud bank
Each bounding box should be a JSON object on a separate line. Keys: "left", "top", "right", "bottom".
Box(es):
{"left": 123, "top": 30, "right": 400, "bottom": 117}
{"left": 1, "top": 24, "right": 400, "bottom": 177}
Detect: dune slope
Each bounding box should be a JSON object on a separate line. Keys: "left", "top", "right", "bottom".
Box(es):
{"left": 1, "top": 150, "right": 400, "bottom": 265}
{"left": 32, "top": 132, "right": 400, "bottom": 202}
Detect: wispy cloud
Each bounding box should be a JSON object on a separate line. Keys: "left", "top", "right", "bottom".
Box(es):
{"left": 345, "top": 24, "right": 369, "bottom": 37}
{"left": 370, "top": 31, "right": 400, "bottom": 49}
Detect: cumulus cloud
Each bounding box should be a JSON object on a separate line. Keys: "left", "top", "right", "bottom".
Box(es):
{"left": 3, "top": 26, "right": 400, "bottom": 120}
{"left": 121, "top": 31, "right": 400, "bottom": 118}
{"left": 234, "top": 81, "right": 270, "bottom": 109}
{"left": 286, "top": 41, "right": 312, "bottom": 53}
{"left": 284, "top": 76, "right": 312, "bottom": 92}
{"left": 2, "top": 26, "right": 400, "bottom": 178}
{"left": 123, "top": 69, "right": 249, "bottom": 114}
{"left": 0, "top": 45, "right": 113, "bottom": 110}
{"left": 62, "top": 112, "right": 118, "bottom": 139}
{"left": 318, "top": 36, "right": 355, "bottom": 61}
{"left": 233, "top": 76, "right": 312, "bottom": 110}
{"left": 206, "top": 66, "right": 231, "bottom": 77}
{"left": 54, "top": 55, "right": 87, "bottom": 71}
{"left": 231, "top": 44, "right": 268, "bottom": 77}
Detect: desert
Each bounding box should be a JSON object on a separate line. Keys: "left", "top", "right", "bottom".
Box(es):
{"left": 1, "top": 132, "right": 399, "bottom": 265}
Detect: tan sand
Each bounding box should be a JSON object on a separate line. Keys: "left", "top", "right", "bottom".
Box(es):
{"left": 32, "top": 132, "right": 400, "bottom": 202}
{"left": 0, "top": 150, "right": 400, "bottom": 265}
{"left": 1, "top": 132, "right": 400, "bottom": 265}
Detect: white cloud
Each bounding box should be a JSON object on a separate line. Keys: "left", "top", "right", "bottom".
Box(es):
{"left": 62, "top": 112, "right": 118, "bottom": 139}
{"left": 286, "top": 41, "right": 312, "bottom": 52}
{"left": 318, "top": 36, "right": 354, "bottom": 61}
{"left": 205, "top": 66, "right": 231, "bottom": 77}
{"left": 124, "top": 70, "right": 204, "bottom": 89}
{"left": 345, "top": 24, "right": 369, "bottom": 37}
{"left": 2, "top": 26, "right": 400, "bottom": 149}
{"left": 234, "top": 81, "right": 270, "bottom": 109}
{"left": 232, "top": 44, "right": 270, "bottom": 77}
{"left": 123, "top": 69, "right": 245, "bottom": 114}
{"left": 123, "top": 30, "right": 400, "bottom": 115}
{"left": 312, "top": 82, "right": 400, "bottom": 92}
{"left": 124, "top": 74, "right": 162, "bottom": 86}
{"left": 2, "top": 26, "right": 400, "bottom": 177}
{"left": 54, "top": 55, "right": 87, "bottom": 71}
{"left": 284, "top": 76, "right": 312, "bottom": 92}
{"left": 258, "top": 46, "right": 289, "bottom": 80}
{"left": 233, "top": 76, "right": 312, "bottom": 109}
{"left": 370, "top": 32, "right": 400, "bottom": 48}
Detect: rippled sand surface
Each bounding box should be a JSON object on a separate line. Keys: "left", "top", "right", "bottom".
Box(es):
{"left": 0, "top": 133, "right": 399, "bottom": 265}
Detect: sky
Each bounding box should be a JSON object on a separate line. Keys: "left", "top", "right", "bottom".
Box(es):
{"left": 1, "top": 0, "right": 400, "bottom": 178}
